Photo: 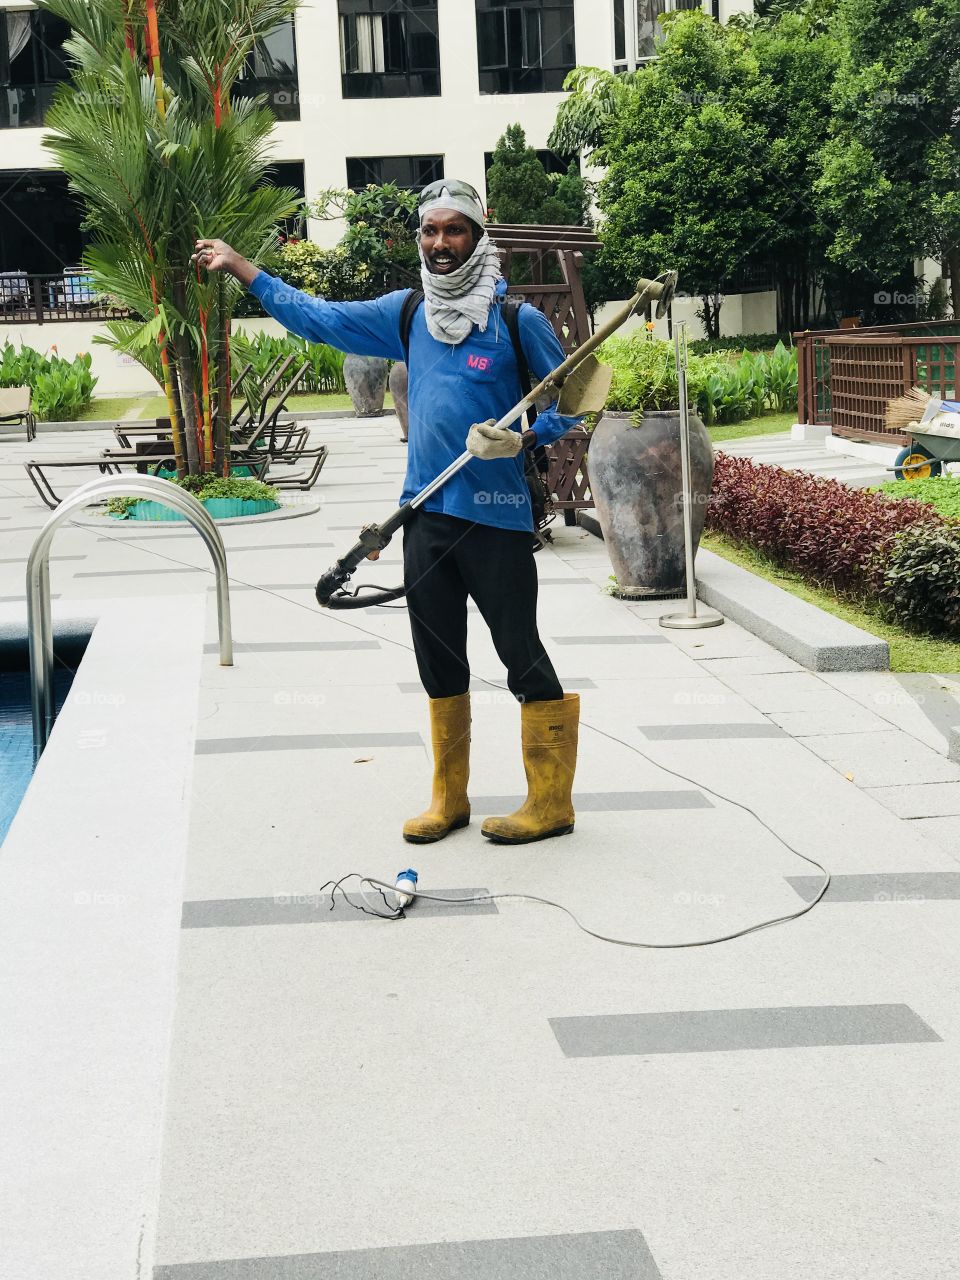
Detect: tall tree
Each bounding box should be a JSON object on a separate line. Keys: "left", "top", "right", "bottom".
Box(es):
{"left": 592, "top": 11, "right": 775, "bottom": 337}
{"left": 815, "top": 0, "right": 960, "bottom": 316}
{"left": 486, "top": 123, "right": 589, "bottom": 226}
{"left": 41, "top": 0, "right": 299, "bottom": 476}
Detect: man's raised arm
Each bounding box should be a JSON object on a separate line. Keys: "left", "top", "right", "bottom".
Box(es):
{"left": 192, "top": 238, "right": 405, "bottom": 361}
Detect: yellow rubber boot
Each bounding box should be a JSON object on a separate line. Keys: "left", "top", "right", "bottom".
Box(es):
{"left": 403, "top": 693, "right": 471, "bottom": 843}
{"left": 481, "top": 693, "right": 579, "bottom": 845}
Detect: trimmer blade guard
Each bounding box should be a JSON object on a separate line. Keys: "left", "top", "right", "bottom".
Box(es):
{"left": 557, "top": 354, "right": 614, "bottom": 416}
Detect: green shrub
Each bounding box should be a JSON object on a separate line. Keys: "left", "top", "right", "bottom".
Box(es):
{"left": 107, "top": 474, "right": 278, "bottom": 517}
{"left": 0, "top": 340, "right": 97, "bottom": 420}
{"left": 874, "top": 525, "right": 960, "bottom": 637}
{"left": 598, "top": 331, "right": 793, "bottom": 423}
{"left": 231, "top": 331, "right": 346, "bottom": 402}
{"left": 274, "top": 241, "right": 375, "bottom": 301}
{"left": 689, "top": 333, "right": 792, "bottom": 355}
{"left": 875, "top": 476, "right": 960, "bottom": 522}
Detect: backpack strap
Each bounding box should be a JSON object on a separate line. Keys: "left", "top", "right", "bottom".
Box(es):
{"left": 399, "top": 288, "right": 424, "bottom": 362}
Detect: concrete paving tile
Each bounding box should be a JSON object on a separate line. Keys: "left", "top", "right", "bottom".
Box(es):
{"left": 181, "top": 889, "right": 498, "bottom": 928}
{"left": 551, "top": 634, "right": 668, "bottom": 646}
{"left": 910, "top": 816, "right": 960, "bottom": 860}
{"left": 786, "top": 872, "right": 960, "bottom": 902}
{"left": 722, "top": 671, "right": 872, "bottom": 714}
{"left": 767, "top": 706, "right": 892, "bottom": 736}
{"left": 864, "top": 782, "right": 960, "bottom": 818}
{"left": 195, "top": 732, "right": 423, "bottom": 754}
{"left": 638, "top": 723, "right": 786, "bottom": 740}
{"left": 154, "top": 1232, "right": 662, "bottom": 1280}
{"left": 471, "top": 790, "right": 712, "bottom": 813}
{"left": 696, "top": 654, "right": 805, "bottom": 675}
{"left": 800, "top": 731, "right": 960, "bottom": 787}
{"left": 550, "top": 1003, "right": 941, "bottom": 1057}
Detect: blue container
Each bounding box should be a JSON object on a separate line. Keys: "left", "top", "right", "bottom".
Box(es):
{"left": 118, "top": 497, "right": 280, "bottom": 522}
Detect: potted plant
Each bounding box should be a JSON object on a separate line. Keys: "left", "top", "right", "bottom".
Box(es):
{"left": 107, "top": 475, "right": 280, "bottom": 522}
{"left": 591, "top": 328, "right": 715, "bottom": 596}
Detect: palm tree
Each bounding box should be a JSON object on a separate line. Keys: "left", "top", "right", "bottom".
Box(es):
{"left": 40, "top": 0, "right": 300, "bottom": 477}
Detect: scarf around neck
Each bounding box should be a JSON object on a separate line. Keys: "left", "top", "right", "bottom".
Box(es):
{"left": 417, "top": 232, "right": 504, "bottom": 345}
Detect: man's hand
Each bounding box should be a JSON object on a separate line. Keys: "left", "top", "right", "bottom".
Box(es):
{"left": 466, "top": 419, "right": 523, "bottom": 460}
{"left": 192, "top": 239, "right": 258, "bottom": 288}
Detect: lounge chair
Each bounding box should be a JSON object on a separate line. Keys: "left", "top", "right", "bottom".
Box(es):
{"left": 0, "top": 387, "right": 37, "bottom": 441}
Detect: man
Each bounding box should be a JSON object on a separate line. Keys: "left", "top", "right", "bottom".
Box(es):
{"left": 194, "top": 179, "right": 581, "bottom": 845}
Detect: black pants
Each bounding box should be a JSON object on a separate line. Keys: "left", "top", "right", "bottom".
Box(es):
{"left": 403, "top": 511, "right": 563, "bottom": 703}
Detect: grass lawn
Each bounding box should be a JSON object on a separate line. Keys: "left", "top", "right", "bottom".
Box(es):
{"left": 708, "top": 410, "right": 795, "bottom": 443}
{"left": 78, "top": 395, "right": 143, "bottom": 421}
{"left": 701, "top": 529, "right": 960, "bottom": 673}
{"left": 82, "top": 390, "right": 392, "bottom": 420}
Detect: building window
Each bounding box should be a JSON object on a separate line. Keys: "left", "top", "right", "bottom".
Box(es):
{"left": 346, "top": 155, "right": 443, "bottom": 191}
{"left": 613, "top": 0, "right": 704, "bottom": 72}
{"left": 0, "top": 170, "right": 85, "bottom": 271}
{"left": 233, "top": 18, "right": 300, "bottom": 121}
{"left": 339, "top": 1, "right": 440, "bottom": 99}
{"left": 0, "top": 9, "right": 71, "bottom": 129}
{"left": 476, "top": 0, "right": 576, "bottom": 95}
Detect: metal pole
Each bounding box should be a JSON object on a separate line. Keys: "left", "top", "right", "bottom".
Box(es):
{"left": 660, "top": 322, "right": 723, "bottom": 631}
{"left": 26, "top": 475, "right": 233, "bottom": 762}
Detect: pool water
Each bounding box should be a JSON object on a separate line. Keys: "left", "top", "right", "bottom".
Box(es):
{"left": 0, "top": 668, "right": 75, "bottom": 846}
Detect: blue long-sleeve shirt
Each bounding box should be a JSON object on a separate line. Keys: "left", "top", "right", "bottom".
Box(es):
{"left": 248, "top": 271, "right": 581, "bottom": 531}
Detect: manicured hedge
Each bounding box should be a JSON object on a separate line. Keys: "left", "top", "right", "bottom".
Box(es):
{"left": 706, "top": 454, "right": 960, "bottom": 637}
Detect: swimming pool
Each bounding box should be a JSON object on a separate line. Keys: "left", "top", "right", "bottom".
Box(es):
{"left": 0, "top": 623, "right": 89, "bottom": 845}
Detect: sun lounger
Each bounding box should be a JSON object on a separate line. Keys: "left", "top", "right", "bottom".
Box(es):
{"left": 0, "top": 387, "right": 37, "bottom": 442}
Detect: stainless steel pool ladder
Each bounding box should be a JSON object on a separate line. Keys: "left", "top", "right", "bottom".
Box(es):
{"left": 26, "top": 476, "right": 233, "bottom": 763}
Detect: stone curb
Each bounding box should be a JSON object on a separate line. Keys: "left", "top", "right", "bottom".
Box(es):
{"left": 694, "top": 547, "right": 889, "bottom": 672}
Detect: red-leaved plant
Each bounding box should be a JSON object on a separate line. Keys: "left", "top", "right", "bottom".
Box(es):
{"left": 706, "top": 454, "right": 945, "bottom": 598}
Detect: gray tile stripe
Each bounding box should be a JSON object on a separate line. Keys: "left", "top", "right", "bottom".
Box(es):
{"left": 537, "top": 576, "right": 592, "bottom": 585}
{"left": 205, "top": 582, "right": 313, "bottom": 591}
{"left": 552, "top": 635, "right": 667, "bottom": 645}
{"left": 216, "top": 542, "right": 334, "bottom": 551}
{"left": 0, "top": 555, "right": 85, "bottom": 564}
{"left": 550, "top": 1004, "right": 941, "bottom": 1058}
{"left": 196, "top": 732, "right": 422, "bottom": 754}
{"left": 74, "top": 567, "right": 202, "bottom": 577}
{"left": 181, "top": 888, "right": 498, "bottom": 928}
{"left": 0, "top": 593, "right": 59, "bottom": 602}
{"left": 786, "top": 872, "right": 960, "bottom": 902}
{"left": 397, "top": 677, "right": 597, "bottom": 693}
{"left": 639, "top": 723, "right": 786, "bottom": 740}
{"left": 152, "top": 1230, "right": 660, "bottom": 1279}
{"left": 202, "top": 640, "right": 379, "bottom": 653}
{"left": 473, "top": 790, "right": 711, "bottom": 813}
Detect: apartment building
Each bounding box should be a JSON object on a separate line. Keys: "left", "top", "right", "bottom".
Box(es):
{"left": 0, "top": 0, "right": 753, "bottom": 269}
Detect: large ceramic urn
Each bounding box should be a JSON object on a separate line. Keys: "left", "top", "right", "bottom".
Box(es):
{"left": 588, "top": 408, "right": 714, "bottom": 596}
{"left": 343, "top": 354, "right": 389, "bottom": 417}
{"left": 388, "top": 360, "right": 409, "bottom": 440}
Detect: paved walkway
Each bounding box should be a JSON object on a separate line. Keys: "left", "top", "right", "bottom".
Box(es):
{"left": 2, "top": 420, "right": 959, "bottom": 1278}
{"left": 718, "top": 429, "right": 900, "bottom": 488}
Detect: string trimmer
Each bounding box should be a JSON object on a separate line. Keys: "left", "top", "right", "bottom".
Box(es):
{"left": 315, "top": 271, "right": 677, "bottom": 610}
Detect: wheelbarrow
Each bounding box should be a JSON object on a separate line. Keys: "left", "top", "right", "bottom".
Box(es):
{"left": 892, "top": 399, "right": 960, "bottom": 480}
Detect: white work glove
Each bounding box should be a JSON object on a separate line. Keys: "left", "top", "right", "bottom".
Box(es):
{"left": 466, "top": 418, "right": 523, "bottom": 460}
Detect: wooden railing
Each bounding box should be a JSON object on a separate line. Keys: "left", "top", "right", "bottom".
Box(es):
{"left": 795, "top": 320, "right": 960, "bottom": 444}
{"left": 0, "top": 273, "right": 132, "bottom": 325}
